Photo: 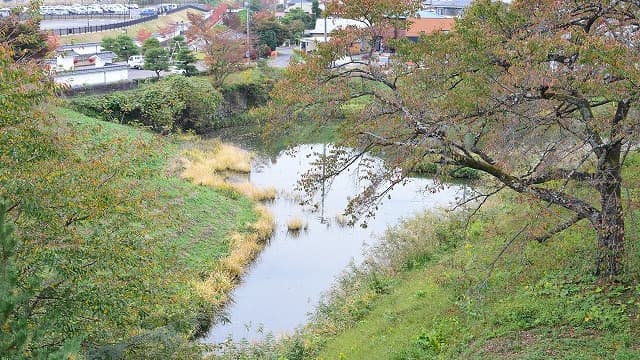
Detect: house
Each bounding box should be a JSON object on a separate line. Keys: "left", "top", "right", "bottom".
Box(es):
{"left": 55, "top": 42, "right": 103, "bottom": 56}
{"left": 405, "top": 17, "right": 455, "bottom": 41}
{"left": 422, "top": 0, "right": 471, "bottom": 17}
{"left": 49, "top": 43, "right": 129, "bottom": 88}
{"left": 300, "top": 17, "right": 367, "bottom": 52}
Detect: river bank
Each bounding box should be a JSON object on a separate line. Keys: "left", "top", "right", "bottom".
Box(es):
{"left": 4, "top": 107, "right": 277, "bottom": 357}
{"left": 210, "top": 151, "right": 640, "bottom": 359}
{"left": 200, "top": 144, "right": 465, "bottom": 345}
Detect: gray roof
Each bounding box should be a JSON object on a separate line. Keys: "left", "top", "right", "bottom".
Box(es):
{"left": 425, "top": 0, "right": 472, "bottom": 8}
{"left": 55, "top": 42, "right": 102, "bottom": 52}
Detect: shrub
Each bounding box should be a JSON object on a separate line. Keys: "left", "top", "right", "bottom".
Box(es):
{"left": 71, "top": 76, "right": 223, "bottom": 134}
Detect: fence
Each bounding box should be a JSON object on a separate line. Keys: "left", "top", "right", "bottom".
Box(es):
{"left": 43, "top": 13, "right": 135, "bottom": 20}
{"left": 50, "top": 14, "right": 158, "bottom": 35}
{"left": 48, "top": 4, "right": 209, "bottom": 36}
{"left": 62, "top": 79, "right": 142, "bottom": 97}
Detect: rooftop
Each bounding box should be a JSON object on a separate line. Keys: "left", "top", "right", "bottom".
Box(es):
{"left": 406, "top": 17, "right": 455, "bottom": 37}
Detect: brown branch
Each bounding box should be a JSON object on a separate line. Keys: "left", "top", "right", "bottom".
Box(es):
{"left": 450, "top": 150, "right": 600, "bottom": 223}
{"left": 523, "top": 169, "right": 595, "bottom": 185}
{"left": 533, "top": 214, "right": 585, "bottom": 243}
{"left": 64, "top": 214, "right": 90, "bottom": 227}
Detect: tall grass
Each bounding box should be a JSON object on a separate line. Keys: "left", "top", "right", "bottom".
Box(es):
{"left": 287, "top": 216, "right": 307, "bottom": 232}
{"left": 179, "top": 139, "right": 276, "bottom": 323}
{"left": 179, "top": 140, "right": 276, "bottom": 201}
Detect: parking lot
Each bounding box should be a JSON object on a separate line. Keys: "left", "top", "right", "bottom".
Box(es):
{"left": 41, "top": 16, "right": 133, "bottom": 30}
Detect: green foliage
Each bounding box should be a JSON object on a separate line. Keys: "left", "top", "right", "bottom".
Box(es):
{"left": 312, "top": 0, "right": 321, "bottom": 19}
{"left": 141, "top": 37, "right": 161, "bottom": 56}
{"left": 259, "top": 30, "right": 277, "bottom": 53}
{"left": 281, "top": 8, "right": 314, "bottom": 41}
{"left": 170, "top": 35, "right": 198, "bottom": 76}
{"left": 253, "top": 19, "right": 290, "bottom": 51}
{"left": 144, "top": 46, "right": 170, "bottom": 78}
{"left": 3, "top": 107, "right": 259, "bottom": 356}
{"left": 248, "top": 0, "right": 262, "bottom": 12}
{"left": 0, "top": 13, "right": 48, "bottom": 61}
{"left": 176, "top": 51, "right": 198, "bottom": 75}
{"left": 0, "top": 200, "right": 31, "bottom": 358}
{"left": 448, "top": 166, "right": 480, "bottom": 180}
{"left": 101, "top": 34, "right": 139, "bottom": 60}
{"left": 72, "top": 76, "right": 224, "bottom": 133}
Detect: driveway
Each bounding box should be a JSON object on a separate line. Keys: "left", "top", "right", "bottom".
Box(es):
{"left": 268, "top": 46, "right": 294, "bottom": 68}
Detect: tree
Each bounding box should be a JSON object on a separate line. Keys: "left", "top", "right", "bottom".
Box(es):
{"left": 312, "top": 0, "right": 321, "bottom": 19}
{"left": 101, "top": 34, "right": 139, "bottom": 61}
{"left": 141, "top": 37, "right": 161, "bottom": 55}
{"left": 269, "top": 0, "right": 640, "bottom": 279}
{"left": 0, "top": 11, "right": 48, "bottom": 60}
{"left": 186, "top": 12, "right": 246, "bottom": 87}
{"left": 170, "top": 35, "right": 197, "bottom": 75}
{"left": 249, "top": 0, "right": 262, "bottom": 12}
{"left": 223, "top": 12, "right": 243, "bottom": 32}
{"left": 136, "top": 28, "right": 153, "bottom": 43}
{"left": 252, "top": 14, "right": 290, "bottom": 50}
{"left": 281, "top": 8, "right": 314, "bottom": 42}
{"left": 0, "top": 7, "right": 85, "bottom": 356}
{"left": 144, "top": 47, "right": 169, "bottom": 79}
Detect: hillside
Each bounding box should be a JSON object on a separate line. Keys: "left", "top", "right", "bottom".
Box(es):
{"left": 2, "top": 107, "right": 270, "bottom": 357}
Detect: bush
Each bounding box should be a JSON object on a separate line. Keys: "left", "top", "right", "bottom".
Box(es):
{"left": 71, "top": 76, "right": 223, "bottom": 134}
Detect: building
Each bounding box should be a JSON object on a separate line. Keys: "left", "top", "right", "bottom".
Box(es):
{"left": 300, "top": 17, "right": 367, "bottom": 52}
{"left": 49, "top": 43, "right": 129, "bottom": 88}
{"left": 422, "top": 0, "right": 471, "bottom": 17}
{"left": 405, "top": 17, "right": 455, "bottom": 41}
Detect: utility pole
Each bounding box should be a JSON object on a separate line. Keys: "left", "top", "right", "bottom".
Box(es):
{"left": 323, "top": 0, "right": 327, "bottom": 43}
{"left": 245, "top": 0, "right": 250, "bottom": 58}
{"left": 320, "top": 0, "right": 328, "bottom": 224}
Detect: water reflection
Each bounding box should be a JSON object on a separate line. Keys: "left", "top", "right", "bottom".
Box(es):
{"left": 202, "top": 144, "right": 464, "bottom": 343}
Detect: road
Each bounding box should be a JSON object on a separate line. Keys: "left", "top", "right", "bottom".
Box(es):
{"left": 268, "top": 46, "right": 294, "bottom": 68}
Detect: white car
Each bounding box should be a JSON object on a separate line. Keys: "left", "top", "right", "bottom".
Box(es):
{"left": 167, "top": 65, "right": 185, "bottom": 74}
{"left": 127, "top": 55, "right": 144, "bottom": 69}
{"left": 86, "top": 5, "right": 103, "bottom": 14}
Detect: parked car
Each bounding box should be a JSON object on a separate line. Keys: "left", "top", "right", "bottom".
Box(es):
{"left": 167, "top": 65, "right": 185, "bottom": 75}
{"left": 86, "top": 5, "right": 103, "bottom": 14}
{"left": 127, "top": 55, "right": 144, "bottom": 69}
{"left": 139, "top": 8, "right": 156, "bottom": 16}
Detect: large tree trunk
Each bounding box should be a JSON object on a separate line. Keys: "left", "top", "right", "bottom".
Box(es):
{"left": 594, "top": 143, "right": 625, "bottom": 278}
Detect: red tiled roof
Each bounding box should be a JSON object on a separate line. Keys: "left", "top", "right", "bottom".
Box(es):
{"left": 207, "top": 3, "right": 228, "bottom": 26}
{"left": 406, "top": 18, "right": 455, "bottom": 37}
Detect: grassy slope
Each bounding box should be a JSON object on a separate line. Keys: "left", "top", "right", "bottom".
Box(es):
{"left": 49, "top": 108, "right": 258, "bottom": 344}
{"left": 265, "top": 154, "right": 640, "bottom": 360}
{"left": 59, "top": 9, "right": 204, "bottom": 44}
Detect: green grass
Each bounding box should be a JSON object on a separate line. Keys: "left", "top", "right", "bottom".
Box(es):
{"left": 15, "top": 107, "right": 261, "bottom": 355}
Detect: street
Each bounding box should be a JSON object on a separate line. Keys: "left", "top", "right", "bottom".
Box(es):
{"left": 268, "top": 46, "right": 294, "bottom": 68}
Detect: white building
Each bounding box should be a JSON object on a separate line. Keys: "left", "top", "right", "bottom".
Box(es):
{"left": 54, "top": 65, "right": 129, "bottom": 88}
{"left": 49, "top": 43, "right": 129, "bottom": 88}
{"left": 300, "top": 17, "right": 367, "bottom": 52}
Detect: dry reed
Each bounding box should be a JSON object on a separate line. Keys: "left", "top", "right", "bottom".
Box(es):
{"left": 287, "top": 216, "right": 307, "bottom": 232}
